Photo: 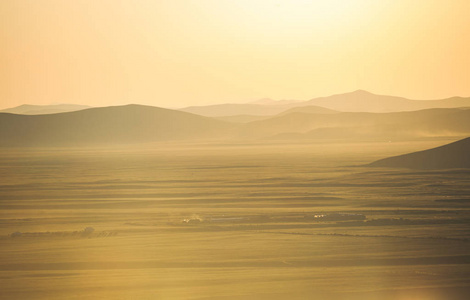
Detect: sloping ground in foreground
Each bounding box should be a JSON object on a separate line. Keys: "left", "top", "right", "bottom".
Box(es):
{"left": 369, "top": 137, "right": 470, "bottom": 169}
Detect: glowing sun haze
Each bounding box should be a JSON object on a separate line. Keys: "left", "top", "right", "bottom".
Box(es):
{"left": 1, "top": 0, "right": 469, "bottom": 109}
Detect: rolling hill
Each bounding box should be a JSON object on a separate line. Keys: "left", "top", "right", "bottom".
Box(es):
{"left": 277, "top": 105, "right": 338, "bottom": 115}
{"left": 180, "top": 103, "right": 300, "bottom": 117}
{"left": 368, "top": 137, "right": 470, "bottom": 169}
{"left": 304, "top": 90, "right": 470, "bottom": 113}
{"left": 0, "top": 104, "right": 91, "bottom": 115}
{"left": 239, "top": 108, "right": 470, "bottom": 140}
{"left": 3, "top": 101, "right": 470, "bottom": 147}
{"left": 215, "top": 105, "right": 337, "bottom": 123}
{"left": 215, "top": 115, "right": 271, "bottom": 123}
{"left": 0, "top": 104, "right": 234, "bottom": 147}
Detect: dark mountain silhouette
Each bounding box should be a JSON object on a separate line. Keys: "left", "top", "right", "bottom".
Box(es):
{"left": 180, "top": 90, "right": 470, "bottom": 117}
{"left": 368, "top": 137, "right": 470, "bottom": 169}
{"left": 0, "top": 104, "right": 91, "bottom": 115}
{"left": 0, "top": 104, "right": 234, "bottom": 147}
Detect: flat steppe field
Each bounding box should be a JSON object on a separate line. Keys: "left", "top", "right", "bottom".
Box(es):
{"left": 1, "top": 140, "right": 469, "bottom": 300}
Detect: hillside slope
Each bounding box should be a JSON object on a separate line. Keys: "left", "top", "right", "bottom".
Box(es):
{"left": 180, "top": 103, "right": 300, "bottom": 117}
{"left": 0, "top": 105, "right": 234, "bottom": 147}
{"left": 0, "top": 104, "right": 91, "bottom": 115}
{"left": 368, "top": 137, "right": 470, "bottom": 169}
{"left": 240, "top": 108, "right": 470, "bottom": 140}
{"left": 305, "top": 90, "right": 470, "bottom": 113}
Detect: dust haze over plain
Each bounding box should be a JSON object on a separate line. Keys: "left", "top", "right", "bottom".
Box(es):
{"left": 1, "top": 1, "right": 470, "bottom": 300}
{"left": 2, "top": 93, "right": 470, "bottom": 300}
{"left": 2, "top": 91, "right": 470, "bottom": 146}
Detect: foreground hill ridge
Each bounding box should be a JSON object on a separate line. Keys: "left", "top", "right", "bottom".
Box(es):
{"left": 369, "top": 137, "right": 470, "bottom": 169}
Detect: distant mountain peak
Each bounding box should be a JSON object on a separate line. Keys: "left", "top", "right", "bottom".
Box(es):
{"left": 350, "top": 89, "right": 373, "bottom": 95}
{"left": 314, "top": 90, "right": 376, "bottom": 100}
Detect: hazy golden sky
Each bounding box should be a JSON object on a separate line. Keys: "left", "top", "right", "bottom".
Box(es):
{"left": 1, "top": 0, "right": 469, "bottom": 109}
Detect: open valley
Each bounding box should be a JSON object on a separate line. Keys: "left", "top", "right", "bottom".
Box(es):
{"left": 1, "top": 140, "right": 469, "bottom": 299}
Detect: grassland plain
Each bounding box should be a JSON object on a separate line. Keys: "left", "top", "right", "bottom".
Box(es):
{"left": 1, "top": 139, "right": 469, "bottom": 299}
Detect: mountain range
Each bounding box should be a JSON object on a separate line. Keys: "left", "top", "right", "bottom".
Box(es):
{"left": 180, "top": 90, "right": 470, "bottom": 118}
{"left": 2, "top": 90, "right": 470, "bottom": 147}
{"left": 239, "top": 107, "right": 470, "bottom": 140}
{"left": 302, "top": 90, "right": 470, "bottom": 113}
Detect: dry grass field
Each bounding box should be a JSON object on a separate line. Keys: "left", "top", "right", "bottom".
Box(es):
{"left": 1, "top": 139, "right": 469, "bottom": 299}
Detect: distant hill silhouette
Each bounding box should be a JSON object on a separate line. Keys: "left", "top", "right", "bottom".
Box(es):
{"left": 0, "top": 105, "right": 234, "bottom": 146}
{"left": 278, "top": 106, "right": 339, "bottom": 115}
{"left": 368, "top": 137, "right": 470, "bottom": 169}
{"left": 180, "top": 103, "right": 300, "bottom": 117}
{"left": 4, "top": 94, "right": 470, "bottom": 146}
{"left": 0, "top": 104, "right": 91, "bottom": 115}
{"left": 239, "top": 108, "right": 470, "bottom": 140}
{"left": 304, "top": 90, "right": 470, "bottom": 113}
{"left": 249, "top": 98, "right": 301, "bottom": 105}
{"left": 180, "top": 90, "right": 470, "bottom": 117}
{"left": 215, "top": 115, "right": 271, "bottom": 123}
{"left": 215, "top": 106, "right": 337, "bottom": 123}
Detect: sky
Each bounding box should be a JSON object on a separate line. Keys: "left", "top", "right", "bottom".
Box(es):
{"left": 1, "top": 0, "right": 469, "bottom": 109}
